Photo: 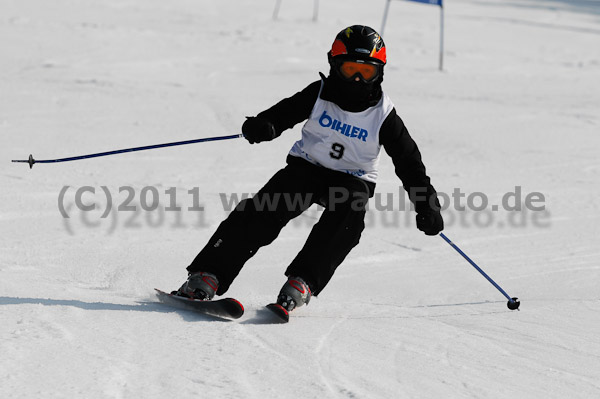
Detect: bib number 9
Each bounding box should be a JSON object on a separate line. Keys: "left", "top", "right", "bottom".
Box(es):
{"left": 329, "top": 143, "right": 345, "bottom": 160}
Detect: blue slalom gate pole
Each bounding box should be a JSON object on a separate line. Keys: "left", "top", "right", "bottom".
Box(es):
{"left": 12, "top": 133, "right": 244, "bottom": 169}
{"left": 440, "top": 233, "right": 520, "bottom": 310}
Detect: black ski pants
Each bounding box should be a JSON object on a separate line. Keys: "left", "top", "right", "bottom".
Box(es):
{"left": 187, "top": 158, "right": 371, "bottom": 296}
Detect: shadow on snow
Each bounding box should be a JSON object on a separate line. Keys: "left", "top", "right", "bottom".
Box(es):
{"left": 0, "top": 296, "right": 227, "bottom": 322}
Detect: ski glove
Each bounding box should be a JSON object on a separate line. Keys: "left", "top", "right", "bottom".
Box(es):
{"left": 416, "top": 210, "right": 444, "bottom": 236}
{"left": 242, "top": 117, "right": 278, "bottom": 144}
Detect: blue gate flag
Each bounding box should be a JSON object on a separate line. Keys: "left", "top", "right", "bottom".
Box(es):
{"left": 407, "top": 0, "right": 442, "bottom": 6}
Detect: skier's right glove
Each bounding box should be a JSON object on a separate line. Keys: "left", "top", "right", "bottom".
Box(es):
{"left": 242, "top": 117, "right": 278, "bottom": 144}
{"left": 416, "top": 209, "right": 444, "bottom": 236}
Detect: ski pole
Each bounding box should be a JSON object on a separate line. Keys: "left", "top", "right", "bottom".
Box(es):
{"left": 439, "top": 232, "right": 520, "bottom": 310}
{"left": 12, "top": 133, "right": 244, "bottom": 169}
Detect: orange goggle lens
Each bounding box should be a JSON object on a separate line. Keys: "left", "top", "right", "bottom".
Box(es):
{"left": 339, "top": 61, "right": 378, "bottom": 81}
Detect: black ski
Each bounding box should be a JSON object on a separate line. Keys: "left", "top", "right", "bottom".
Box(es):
{"left": 155, "top": 289, "right": 244, "bottom": 320}
{"left": 266, "top": 303, "right": 290, "bottom": 323}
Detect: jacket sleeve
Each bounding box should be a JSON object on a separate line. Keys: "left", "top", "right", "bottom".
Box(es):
{"left": 255, "top": 80, "right": 321, "bottom": 136}
{"left": 379, "top": 109, "right": 441, "bottom": 214}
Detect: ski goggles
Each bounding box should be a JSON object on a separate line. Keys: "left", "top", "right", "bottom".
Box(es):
{"left": 337, "top": 60, "right": 380, "bottom": 82}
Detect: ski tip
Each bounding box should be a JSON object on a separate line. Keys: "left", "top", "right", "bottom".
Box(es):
{"left": 155, "top": 289, "right": 244, "bottom": 320}
{"left": 223, "top": 298, "right": 245, "bottom": 319}
{"left": 226, "top": 298, "right": 245, "bottom": 312}
{"left": 266, "top": 303, "right": 290, "bottom": 323}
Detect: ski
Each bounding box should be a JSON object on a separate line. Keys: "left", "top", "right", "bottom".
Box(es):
{"left": 266, "top": 303, "right": 290, "bottom": 323}
{"left": 154, "top": 288, "right": 244, "bottom": 320}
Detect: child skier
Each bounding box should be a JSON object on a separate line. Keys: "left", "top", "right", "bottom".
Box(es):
{"left": 174, "top": 25, "right": 443, "bottom": 313}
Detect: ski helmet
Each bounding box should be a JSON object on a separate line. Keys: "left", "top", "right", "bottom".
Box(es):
{"left": 328, "top": 25, "right": 386, "bottom": 83}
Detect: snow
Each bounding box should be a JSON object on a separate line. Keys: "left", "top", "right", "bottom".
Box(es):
{"left": 1, "top": 0, "right": 600, "bottom": 397}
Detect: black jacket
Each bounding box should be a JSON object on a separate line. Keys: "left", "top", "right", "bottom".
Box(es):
{"left": 255, "top": 76, "right": 440, "bottom": 213}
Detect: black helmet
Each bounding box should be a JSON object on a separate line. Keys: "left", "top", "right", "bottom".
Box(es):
{"left": 328, "top": 25, "right": 386, "bottom": 83}
{"left": 328, "top": 25, "right": 386, "bottom": 64}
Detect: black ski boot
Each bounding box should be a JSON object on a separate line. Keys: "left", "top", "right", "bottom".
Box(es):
{"left": 173, "top": 272, "right": 219, "bottom": 301}
{"left": 266, "top": 277, "right": 312, "bottom": 322}
{"left": 277, "top": 277, "right": 312, "bottom": 311}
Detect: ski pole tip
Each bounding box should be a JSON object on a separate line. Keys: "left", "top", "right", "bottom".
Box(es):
{"left": 11, "top": 154, "right": 36, "bottom": 169}
{"left": 507, "top": 297, "right": 520, "bottom": 310}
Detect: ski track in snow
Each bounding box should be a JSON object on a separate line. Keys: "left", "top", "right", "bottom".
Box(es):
{"left": 2, "top": 0, "right": 600, "bottom": 397}
{"left": 314, "top": 314, "right": 351, "bottom": 397}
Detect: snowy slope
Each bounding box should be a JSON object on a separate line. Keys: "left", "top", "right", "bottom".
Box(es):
{"left": 2, "top": 0, "right": 600, "bottom": 398}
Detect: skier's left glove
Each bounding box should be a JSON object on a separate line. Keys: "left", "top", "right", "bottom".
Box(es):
{"left": 242, "top": 117, "right": 278, "bottom": 144}
{"left": 416, "top": 210, "right": 444, "bottom": 236}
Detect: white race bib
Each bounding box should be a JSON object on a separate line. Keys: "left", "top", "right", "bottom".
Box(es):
{"left": 289, "top": 82, "right": 394, "bottom": 183}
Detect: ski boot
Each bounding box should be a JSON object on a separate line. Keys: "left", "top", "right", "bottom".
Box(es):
{"left": 277, "top": 276, "right": 312, "bottom": 311}
{"left": 266, "top": 277, "right": 312, "bottom": 322}
{"left": 173, "top": 272, "right": 219, "bottom": 301}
